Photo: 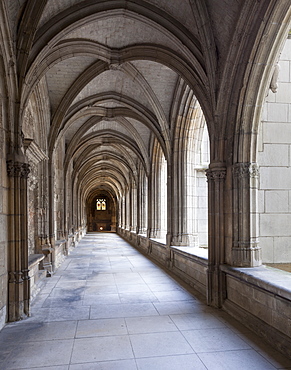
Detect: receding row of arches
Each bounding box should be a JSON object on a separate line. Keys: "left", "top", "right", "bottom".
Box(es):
{"left": 0, "top": 0, "right": 290, "bottom": 357}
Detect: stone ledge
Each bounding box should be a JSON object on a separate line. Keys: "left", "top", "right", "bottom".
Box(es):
{"left": 28, "top": 254, "right": 45, "bottom": 268}
{"left": 170, "top": 246, "right": 208, "bottom": 261}
{"left": 55, "top": 239, "right": 66, "bottom": 246}
{"left": 150, "top": 238, "right": 166, "bottom": 246}
{"left": 221, "top": 264, "right": 291, "bottom": 301}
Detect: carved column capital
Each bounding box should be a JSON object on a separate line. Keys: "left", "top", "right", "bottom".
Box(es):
{"left": 206, "top": 168, "right": 226, "bottom": 182}
{"left": 7, "top": 160, "right": 22, "bottom": 177}
{"left": 21, "top": 163, "right": 30, "bottom": 178}
{"left": 7, "top": 160, "right": 30, "bottom": 178}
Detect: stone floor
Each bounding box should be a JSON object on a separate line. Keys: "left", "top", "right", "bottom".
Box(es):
{"left": 0, "top": 233, "right": 290, "bottom": 370}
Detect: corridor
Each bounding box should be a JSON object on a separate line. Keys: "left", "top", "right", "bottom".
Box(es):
{"left": 0, "top": 233, "right": 290, "bottom": 370}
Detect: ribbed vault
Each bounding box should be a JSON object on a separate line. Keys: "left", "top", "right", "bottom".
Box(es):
{"left": 18, "top": 0, "right": 210, "bottom": 219}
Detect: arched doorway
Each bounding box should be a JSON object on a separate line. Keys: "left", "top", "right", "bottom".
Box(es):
{"left": 87, "top": 191, "right": 117, "bottom": 232}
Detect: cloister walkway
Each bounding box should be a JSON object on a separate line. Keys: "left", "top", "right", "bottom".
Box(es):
{"left": 0, "top": 233, "right": 290, "bottom": 370}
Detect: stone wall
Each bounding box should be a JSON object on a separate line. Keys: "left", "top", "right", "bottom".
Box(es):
{"left": 118, "top": 229, "right": 208, "bottom": 295}
{"left": 170, "top": 247, "right": 208, "bottom": 294}
{"left": 222, "top": 265, "right": 291, "bottom": 358}
{"left": 0, "top": 121, "right": 7, "bottom": 329}
{"left": 195, "top": 169, "right": 208, "bottom": 247}
{"left": 258, "top": 38, "right": 291, "bottom": 263}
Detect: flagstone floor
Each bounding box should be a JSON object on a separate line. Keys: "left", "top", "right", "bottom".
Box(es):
{"left": 0, "top": 233, "right": 290, "bottom": 370}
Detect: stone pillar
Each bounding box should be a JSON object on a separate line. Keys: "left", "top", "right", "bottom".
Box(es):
{"left": 125, "top": 190, "right": 130, "bottom": 230}
{"left": 130, "top": 185, "right": 137, "bottom": 232}
{"left": 149, "top": 171, "right": 158, "bottom": 238}
{"left": 23, "top": 139, "right": 48, "bottom": 256}
{"left": 232, "top": 162, "right": 261, "bottom": 266}
{"left": 47, "top": 159, "right": 55, "bottom": 271}
{"left": 136, "top": 179, "right": 141, "bottom": 235}
{"left": 170, "top": 153, "right": 198, "bottom": 247}
{"left": 147, "top": 172, "right": 154, "bottom": 238}
{"left": 206, "top": 163, "right": 226, "bottom": 308}
{"left": 7, "top": 159, "right": 30, "bottom": 321}
{"left": 166, "top": 161, "right": 172, "bottom": 246}
{"left": 141, "top": 175, "right": 148, "bottom": 234}
{"left": 119, "top": 196, "right": 123, "bottom": 228}
{"left": 137, "top": 171, "right": 148, "bottom": 235}
{"left": 121, "top": 196, "right": 125, "bottom": 229}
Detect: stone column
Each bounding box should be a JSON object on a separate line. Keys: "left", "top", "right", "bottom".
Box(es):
{"left": 47, "top": 159, "right": 55, "bottom": 271}
{"left": 170, "top": 165, "right": 198, "bottom": 247}
{"left": 7, "top": 159, "right": 30, "bottom": 321}
{"left": 121, "top": 195, "right": 125, "bottom": 229}
{"left": 148, "top": 171, "right": 158, "bottom": 238}
{"left": 166, "top": 161, "right": 172, "bottom": 246}
{"left": 130, "top": 185, "right": 137, "bottom": 232}
{"left": 23, "top": 139, "right": 48, "bottom": 256}
{"left": 125, "top": 190, "right": 130, "bottom": 230}
{"left": 140, "top": 175, "right": 148, "bottom": 234}
{"left": 147, "top": 173, "right": 154, "bottom": 238}
{"left": 119, "top": 196, "right": 123, "bottom": 228}
{"left": 136, "top": 179, "right": 141, "bottom": 235}
{"left": 206, "top": 163, "right": 226, "bottom": 308}
{"left": 136, "top": 171, "right": 148, "bottom": 235}
{"left": 170, "top": 157, "right": 183, "bottom": 245}
{"left": 232, "top": 162, "right": 261, "bottom": 266}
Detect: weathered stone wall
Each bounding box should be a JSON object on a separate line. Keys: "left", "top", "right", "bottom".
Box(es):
{"left": 0, "top": 96, "right": 8, "bottom": 329}
{"left": 258, "top": 38, "right": 291, "bottom": 263}
{"left": 54, "top": 138, "right": 65, "bottom": 241}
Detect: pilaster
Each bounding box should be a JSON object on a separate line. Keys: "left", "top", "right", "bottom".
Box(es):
{"left": 232, "top": 162, "right": 261, "bottom": 267}
{"left": 171, "top": 233, "right": 198, "bottom": 246}
{"left": 206, "top": 164, "right": 226, "bottom": 308}
{"left": 7, "top": 159, "right": 30, "bottom": 321}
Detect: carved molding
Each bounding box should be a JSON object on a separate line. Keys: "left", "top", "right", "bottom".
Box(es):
{"left": 109, "top": 63, "right": 122, "bottom": 71}
{"left": 250, "top": 163, "right": 259, "bottom": 178}
{"left": 232, "top": 162, "right": 251, "bottom": 178}
{"left": 232, "top": 162, "right": 259, "bottom": 179}
{"left": 8, "top": 271, "right": 24, "bottom": 283}
{"left": 23, "top": 138, "right": 48, "bottom": 164}
{"left": 269, "top": 63, "right": 280, "bottom": 93}
{"left": 232, "top": 245, "right": 262, "bottom": 267}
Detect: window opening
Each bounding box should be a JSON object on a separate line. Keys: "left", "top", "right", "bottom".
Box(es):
{"left": 96, "top": 198, "right": 106, "bottom": 211}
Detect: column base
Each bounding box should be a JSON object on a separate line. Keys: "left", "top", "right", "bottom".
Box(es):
{"left": 232, "top": 244, "right": 262, "bottom": 267}
{"left": 8, "top": 280, "right": 27, "bottom": 322}
{"left": 171, "top": 233, "right": 198, "bottom": 246}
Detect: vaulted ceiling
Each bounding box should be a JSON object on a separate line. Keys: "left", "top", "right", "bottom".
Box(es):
{"left": 6, "top": 0, "right": 287, "bottom": 202}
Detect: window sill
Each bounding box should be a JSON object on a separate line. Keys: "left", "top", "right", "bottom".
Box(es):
{"left": 170, "top": 246, "right": 208, "bottom": 260}
{"left": 150, "top": 238, "right": 167, "bottom": 246}
{"left": 221, "top": 264, "right": 291, "bottom": 301}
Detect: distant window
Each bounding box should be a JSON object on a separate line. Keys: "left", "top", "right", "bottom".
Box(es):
{"left": 96, "top": 199, "right": 106, "bottom": 211}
